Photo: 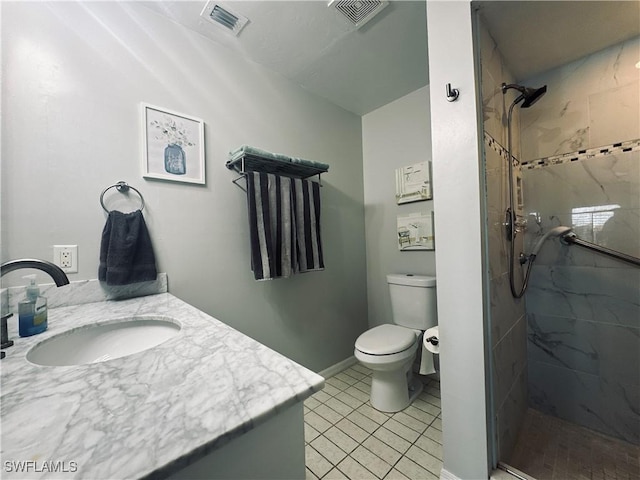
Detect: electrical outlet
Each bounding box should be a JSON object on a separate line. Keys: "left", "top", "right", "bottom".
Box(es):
{"left": 53, "top": 245, "right": 78, "bottom": 273}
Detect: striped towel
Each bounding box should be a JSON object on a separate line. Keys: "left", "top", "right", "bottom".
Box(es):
{"left": 246, "top": 172, "right": 324, "bottom": 280}
{"left": 291, "top": 176, "right": 324, "bottom": 274}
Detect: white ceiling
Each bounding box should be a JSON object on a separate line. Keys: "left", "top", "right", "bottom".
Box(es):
{"left": 141, "top": 1, "right": 429, "bottom": 116}
{"left": 476, "top": 1, "right": 640, "bottom": 81}
{"left": 141, "top": 1, "right": 639, "bottom": 116}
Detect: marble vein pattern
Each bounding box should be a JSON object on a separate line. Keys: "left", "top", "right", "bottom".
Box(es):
{"left": 523, "top": 147, "right": 639, "bottom": 445}
{"left": 0, "top": 291, "right": 324, "bottom": 479}
{"left": 3, "top": 273, "right": 168, "bottom": 313}
{"left": 520, "top": 36, "right": 639, "bottom": 161}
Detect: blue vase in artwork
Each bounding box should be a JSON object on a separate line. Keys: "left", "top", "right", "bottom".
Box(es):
{"left": 164, "top": 144, "right": 186, "bottom": 175}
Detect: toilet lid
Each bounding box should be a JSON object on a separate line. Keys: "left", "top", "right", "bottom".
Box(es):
{"left": 355, "top": 325, "right": 416, "bottom": 355}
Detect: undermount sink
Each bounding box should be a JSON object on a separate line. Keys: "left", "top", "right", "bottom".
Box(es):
{"left": 26, "top": 316, "right": 181, "bottom": 366}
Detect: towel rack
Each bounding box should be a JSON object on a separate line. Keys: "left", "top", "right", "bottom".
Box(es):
{"left": 100, "top": 181, "right": 145, "bottom": 213}
{"left": 226, "top": 150, "right": 329, "bottom": 192}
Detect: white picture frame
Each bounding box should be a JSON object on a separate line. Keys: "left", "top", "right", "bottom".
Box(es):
{"left": 395, "top": 161, "right": 432, "bottom": 204}
{"left": 397, "top": 211, "right": 435, "bottom": 250}
{"left": 141, "top": 103, "right": 205, "bottom": 185}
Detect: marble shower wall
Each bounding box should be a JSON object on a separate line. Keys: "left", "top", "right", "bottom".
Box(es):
{"left": 478, "top": 16, "right": 528, "bottom": 463}
{"left": 520, "top": 36, "right": 640, "bottom": 162}
{"left": 522, "top": 36, "right": 640, "bottom": 445}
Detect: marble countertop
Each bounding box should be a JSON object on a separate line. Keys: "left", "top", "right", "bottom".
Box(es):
{"left": 1, "top": 292, "right": 324, "bottom": 479}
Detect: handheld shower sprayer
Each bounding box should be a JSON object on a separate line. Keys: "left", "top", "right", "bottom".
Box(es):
{"left": 530, "top": 226, "right": 573, "bottom": 257}
{"left": 509, "top": 225, "right": 573, "bottom": 299}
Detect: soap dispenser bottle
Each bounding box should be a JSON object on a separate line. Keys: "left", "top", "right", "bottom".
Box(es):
{"left": 18, "top": 275, "right": 48, "bottom": 337}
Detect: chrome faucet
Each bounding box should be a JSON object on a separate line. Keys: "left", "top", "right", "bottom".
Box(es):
{"left": 0, "top": 259, "right": 70, "bottom": 358}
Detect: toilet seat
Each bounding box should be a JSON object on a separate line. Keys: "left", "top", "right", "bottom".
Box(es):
{"left": 355, "top": 324, "right": 417, "bottom": 355}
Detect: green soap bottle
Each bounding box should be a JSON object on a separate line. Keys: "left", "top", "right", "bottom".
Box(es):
{"left": 18, "top": 275, "right": 48, "bottom": 337}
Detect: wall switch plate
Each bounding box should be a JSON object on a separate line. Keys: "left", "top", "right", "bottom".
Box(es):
{"left": 53, "top": 245, "right": 78, "bottom": 273}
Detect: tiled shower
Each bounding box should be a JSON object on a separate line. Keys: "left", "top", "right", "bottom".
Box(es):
{"left": 478, "top": 10, "right": 640, "bottom": 475}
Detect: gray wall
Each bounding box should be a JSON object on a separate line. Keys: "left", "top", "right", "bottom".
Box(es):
{"left": 477, "top": 17, "right": 528, "bottom": 463}
{"left": 1, "top": 1, "right": 368, "bottom": 373}
{"left": 521, "top": 37, "right": 640, "bottom": 445}
{"left": 427, "top": 2, "right": 491, "bottom": 478}
{"left": 362, "top": 86, "right": 435, "bottom": 328}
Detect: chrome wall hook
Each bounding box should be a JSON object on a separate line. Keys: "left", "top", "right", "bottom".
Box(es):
{"left": 446, "top": 83, "right": 460, "bottom": 102}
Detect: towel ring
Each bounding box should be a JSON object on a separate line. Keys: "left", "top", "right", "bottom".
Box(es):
{"left": 100, "top": 181, "right": 145, "bottom": 213}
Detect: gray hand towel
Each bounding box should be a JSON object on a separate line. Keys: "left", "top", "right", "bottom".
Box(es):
{"left": 98, "top": 210, "right": 157, "bottom": 286}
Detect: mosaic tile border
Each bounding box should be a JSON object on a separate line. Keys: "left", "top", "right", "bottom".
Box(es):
{"left": 484, "top": 132, "right": 640, "bottom": 170}
{"left": 484, "top": 132, "right": 512, "bottom": 164}
{"left": 521, "top": 138, "right": 640, "bottom": 170}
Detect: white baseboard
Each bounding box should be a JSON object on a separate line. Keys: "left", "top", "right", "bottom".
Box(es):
{"left": 440, "top": 468, "right": 461, "bottom": 480}
{"left": 318, "top": 356, "right": 357, "bottom": 379}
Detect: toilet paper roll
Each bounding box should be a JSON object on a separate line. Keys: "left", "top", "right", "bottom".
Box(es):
{"left": 423, "top": 326, "right": 440, "bottom": 354}
{"left": 419, "top": 339, "right": 435, "bottom": 375}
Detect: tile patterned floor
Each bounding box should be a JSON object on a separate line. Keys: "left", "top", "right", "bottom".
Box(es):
{"left": 509, "top": 408, "right": 640, "bottom": 480}
{"left": 304, "top": 364, "right": 443, "bottom": 480}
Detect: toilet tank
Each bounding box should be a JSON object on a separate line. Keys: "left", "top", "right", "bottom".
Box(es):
{"left": 387, "top": 274, "right": 437, "bottom": 330}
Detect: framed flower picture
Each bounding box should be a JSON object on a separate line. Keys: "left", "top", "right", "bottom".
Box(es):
{"left": 141, "top": 103, "right": 205, "bottom": 184}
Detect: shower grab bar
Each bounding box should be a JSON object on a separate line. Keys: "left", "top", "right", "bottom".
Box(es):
{"left": 561, "top": 233, "right": 640, "bottom": 268}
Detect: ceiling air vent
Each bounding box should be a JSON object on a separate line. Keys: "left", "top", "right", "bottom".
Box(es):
{"left": 328, "top": 0, "right": 389, "bottom": 29}
{"left": 200, "top": 1, "right": 249, "bottom": 37}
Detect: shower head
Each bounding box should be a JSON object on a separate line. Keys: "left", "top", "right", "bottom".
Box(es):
{"left": 502, "top": 83, "right": 547, "bottom": 108}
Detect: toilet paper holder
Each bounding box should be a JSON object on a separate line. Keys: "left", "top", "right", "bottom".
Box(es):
{"left": 425, "top": 336, "right": 439, "bottom": 346}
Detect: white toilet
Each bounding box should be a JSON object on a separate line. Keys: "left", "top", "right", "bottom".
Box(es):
{"left": 354, "top": 274, "right": 437, "bottom": 413}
